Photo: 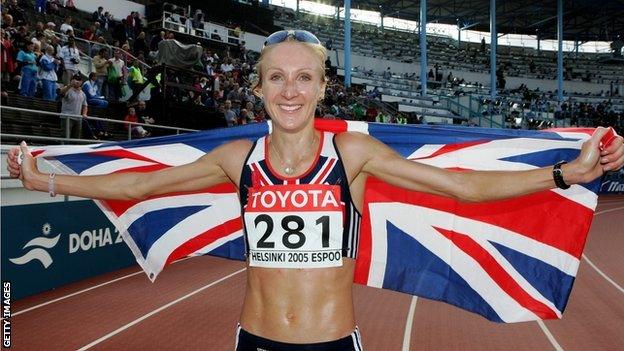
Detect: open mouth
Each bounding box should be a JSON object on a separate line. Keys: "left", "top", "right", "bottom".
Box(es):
{"left": 279, "top": 104, "right": 302, "bottom": 112}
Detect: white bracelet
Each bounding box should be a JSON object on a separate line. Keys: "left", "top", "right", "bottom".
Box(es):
{"left": 48, "top": 173, "right": 56, "bottom": 197}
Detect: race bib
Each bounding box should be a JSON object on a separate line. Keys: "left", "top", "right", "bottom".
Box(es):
{"left": 244, "top": 184, "right": 344, "bottom": 268}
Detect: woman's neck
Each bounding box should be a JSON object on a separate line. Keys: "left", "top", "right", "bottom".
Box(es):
{"left": 269, "top": 121, "right": 319, "bottom": 169}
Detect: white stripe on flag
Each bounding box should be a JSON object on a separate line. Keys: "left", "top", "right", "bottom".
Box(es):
{"left": 406, "top": 144, "right": 446, "bottom": 159}
{"left": 80, "top": 159, "right": 157, "bottom": 176}
{"left": 144, "top": 195, "right": 241, "bottom": 276}
{"left": 346, "top": 121, "right": 369, "bottom": 134}
{"left": 369, "top": 203, "right": 554, "bottom": 322}
{"left": 123, "top": 144, "right": 206, "bottom": 166}
{"left": 116, "top": 193, "right": 239, "bottom": 233}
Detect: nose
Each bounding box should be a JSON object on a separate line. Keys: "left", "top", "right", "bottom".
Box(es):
{"left": 281, "top": 77, "right": 298, "bottom": 99}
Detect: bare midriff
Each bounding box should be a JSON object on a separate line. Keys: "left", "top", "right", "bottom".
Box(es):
{"left": 239, "top": 258, "right": 356, "bottom": 343}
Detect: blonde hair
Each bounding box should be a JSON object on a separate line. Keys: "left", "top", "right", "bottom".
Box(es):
{"left": 252, "top": 38, "right": 328, "bottom": 96}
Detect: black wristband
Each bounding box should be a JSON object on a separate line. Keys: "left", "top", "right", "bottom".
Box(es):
{"left": 553, "top": 161, "right": 570, "bottom": 190}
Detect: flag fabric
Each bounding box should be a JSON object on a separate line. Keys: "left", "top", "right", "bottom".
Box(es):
{"left": 32, "top": 120, "right": 601, "bottom": 322}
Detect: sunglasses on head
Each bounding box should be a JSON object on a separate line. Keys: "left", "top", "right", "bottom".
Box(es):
{"left": 263, "top": 30, "right": 321, "bottom": 48}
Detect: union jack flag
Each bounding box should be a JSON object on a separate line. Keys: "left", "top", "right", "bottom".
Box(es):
{"left": 32, "top": 120, "right": 601, "bottom": 322}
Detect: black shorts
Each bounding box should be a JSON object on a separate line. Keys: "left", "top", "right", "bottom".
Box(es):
{"left": 235, "top": 325, "right": 363, "bottom": 351}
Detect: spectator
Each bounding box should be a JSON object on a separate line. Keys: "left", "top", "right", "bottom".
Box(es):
{"left": 107, "top": 50, "right": 126, "bottom": 100}
{"left": 132, "top": 11, "right": 143, "bottom": 37}
{"left": 127, "top": 59, "right": 144, "bottom": 95}
{"left": 102, "top": 12, "right": 112, "bottom": 30}
{"left": 38, "top": 45, "right": 60, "bottom": 101}
{"left": 133, "top": 31, "right": 148, "bottom": 56}
{"left": 82, "top": 25, "right": 95, "bottom": 41}
{"left": 135, "top": 100, "right": 155, "bottom": 126}
{"left": 1, "top": 30, "right": 16, "bottom": 84}
{"left": 35, "top": 0, "right": 47, "bottom": 13}
{"left": 112, "top": 20, "right": 128, "bottom": 45}
{"left": 59, "top": 16, "right": 73, "bottom": 35}
{"left": 65, "top": 0, "right": 77, "bottom": 11}
{"left": 16, "top": 41, "right": 37, "bottom": 97}
{"left": 92, "top": 48, "right": 109, "bottom": 96}
{"left": 211, "top": 30, "right": 222, "bottom": 41}
{"left": 59, "top": 74, "right": 88, "bottom": 139}
{"left": 223, "top": 100, "right": 238, "bottom": 127}
{"left": 82, "top": 72, "right": 108, "bottom": 108}
{"left": 220, "top": 59, "right": 234, "bottom": 73}
{"left": 93, "top": 22, "right": 103, "bottom": 38}
{"left": 92, "top": 6, "right": 104, "bottom": 24}
{"left": 149, "top": 30, "right": 164, "bottom": 53}
{"left": 60, "top": 37, "right": 80, "bottom": 84}
{"left": 43, "top": 22, "right": 56, "bottom": 40}
{"left": 124, "top": 107, "right": 149, "bottom": 138}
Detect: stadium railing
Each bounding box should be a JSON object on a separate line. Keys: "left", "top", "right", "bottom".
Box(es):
{"left": 0, "top": 106, "right": 198, "bottom": 145}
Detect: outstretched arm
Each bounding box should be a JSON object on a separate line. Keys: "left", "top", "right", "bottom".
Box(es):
{"left": 340, "top": 127, "right": 624, "bottom": 203}
{"left": 6, "top": 140, "right": 251, "bottom": 201}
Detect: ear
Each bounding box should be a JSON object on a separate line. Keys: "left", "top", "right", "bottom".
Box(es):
{"left": 253, "top": 86, "right": 263, "bottom": 99}
{"left": 318, "top": 78, "right": 327, "bottom": 101}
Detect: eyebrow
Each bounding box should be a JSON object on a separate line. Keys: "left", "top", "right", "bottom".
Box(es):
{"left": 265, "top": 67, "right": 317, "bottom": 73}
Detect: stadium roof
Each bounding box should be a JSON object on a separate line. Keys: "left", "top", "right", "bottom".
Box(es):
{"left": 324, "top": 0, "right": 624, "bottom": 42}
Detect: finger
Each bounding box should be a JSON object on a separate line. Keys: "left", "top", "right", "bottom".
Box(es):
{"left": 603, "top": 135, "right": 623, "bottom": 155}
{"left": 589, "top": 126, "right": 609, "bottom": 147}
{"left": 601, "top": 141, "right": 624, "bottom": 163}
{"left": 18, "top": 141, "right": 31, "bottom": 165}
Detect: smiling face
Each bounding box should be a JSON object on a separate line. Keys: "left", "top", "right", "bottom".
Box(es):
{"left": 256, "top": 41, "right": 326, "bottom": 132}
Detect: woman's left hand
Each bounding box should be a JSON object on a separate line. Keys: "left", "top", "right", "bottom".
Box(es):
{"left": 569, "top": 127, "right": 624, "bottom": 184}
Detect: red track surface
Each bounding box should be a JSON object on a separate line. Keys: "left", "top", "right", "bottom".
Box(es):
{"left": 9, "top": 196, "right": 624, "bottom": 350}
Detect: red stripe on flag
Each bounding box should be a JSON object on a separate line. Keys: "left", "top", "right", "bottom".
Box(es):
{"left": 102, "top": 182, "right": 237, "bottom": 217}
{"left": 91, "top": 149, "right": 163, "bottom": 163}
{"left": 165, "top": 217, "right": 243, "bottom": 265}
{"left": 314, "top": 119, "right": 348, "bottom": 134}
{"left": 354, "top": 191, "right": 374, "bottom": 285}
{"left": 363, "top": 177, "right": 593, "bottom": 258}
{"left": 410, "top": 140, "right": 489, "bottom": 160}
{"left": 112, "top": 164, "right": 170, "bottom": 174}
{"left": 433, "top": 226, "right": 559, "bottom": 319}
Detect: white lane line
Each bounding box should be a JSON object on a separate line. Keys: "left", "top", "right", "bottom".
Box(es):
{"left": 8, "top": 257, "right": 191, "bottom": 318}
{"left": 582, "top": 206, "right": 624, "bottom": 294}
{"left": 582, "top": 254, "right": 624, "bottom": 294}
{"left": 10, "top": 271, "right": 143, "bottom": 317}
{"left": 537, "top": 320, "right": 564, "bottom": 351}
{"left": 401, "top": 296, "right": 418, "bottom": 351}
{"left": 535, "top": 205, "right": 624, "bottom": 348}
{"left": 77, "top": 268, "right": 246, "bottom": 351}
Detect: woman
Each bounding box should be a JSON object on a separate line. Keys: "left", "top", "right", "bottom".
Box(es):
{"left": 16, "top": 41, "right": 38, "bottom": 97}
{"left": 59, "top": 37, "right": 80, "bottom": 85}
{"left": 6, "top": 30, "right": 624, "bottom": 350}
{"left": 38, "top": 45, "right": 59, "bottom": 101}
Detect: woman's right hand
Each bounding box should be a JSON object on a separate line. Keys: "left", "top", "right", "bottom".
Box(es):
{"left": 6, "top": 141, "right": 39, "bottom": 190}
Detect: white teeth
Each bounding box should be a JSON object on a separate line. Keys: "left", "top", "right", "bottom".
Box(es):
{"left": 280, "top": 105, "right": 302, "bottom": 111}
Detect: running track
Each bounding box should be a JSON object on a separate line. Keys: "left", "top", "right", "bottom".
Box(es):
{"left": 8, "top": 196, "right": 624, "bottom": 350}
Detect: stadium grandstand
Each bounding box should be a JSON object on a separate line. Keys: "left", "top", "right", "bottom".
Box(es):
{"left": 1, "top": 0, "right": 624, "bottom": 350}
{"left": 0, "top": 0, "right": 622, "bottom": 144}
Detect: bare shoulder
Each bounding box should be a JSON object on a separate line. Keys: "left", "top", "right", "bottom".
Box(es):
{"left": 334, "top": 131, "right": 390, "bottom": 161}
{"left": 203, "top": 138, "right": 253, "bottom": 163}
{"left": 334, "top": 131, "right": 374, "bottom": 155}
{"left": 204, "top": 139, "right": 254, "bottom": 184}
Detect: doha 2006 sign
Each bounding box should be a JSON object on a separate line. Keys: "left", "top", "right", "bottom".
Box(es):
{"left": 1, "top": 200, "right": 135, "bottom": 299}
